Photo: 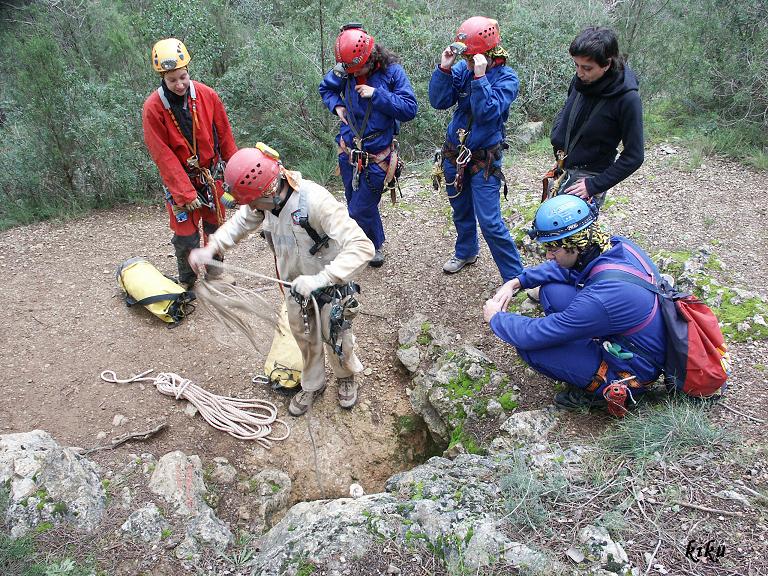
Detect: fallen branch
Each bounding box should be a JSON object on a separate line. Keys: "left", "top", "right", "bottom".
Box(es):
{"left": 674, "top": 499, "right": 743, "bottom": 517}
{"left": 719, "top": 401, "right": 765, "bottom": 424}
{"left": 360, "top": 309, "right": 389, "bottom": 320}
{"left": 644, "top": 539, "right": 662, "bottom": 576}
{"left": 77, "top": 422, "right": 168, "bottom": 455}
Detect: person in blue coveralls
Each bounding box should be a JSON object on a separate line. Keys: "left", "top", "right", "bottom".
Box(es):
{"left": 429, "top": 16, "right": 522, "bottom": 281}
{"left": 319, "top": 23, "right": 418, "bottom": 268}
{"left": 482, "top": 194, "right": 666, "bottom": 415}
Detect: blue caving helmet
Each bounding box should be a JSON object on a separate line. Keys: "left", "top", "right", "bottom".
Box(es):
{"left": 528, "top": 195, "right": 598, "bottom": 242}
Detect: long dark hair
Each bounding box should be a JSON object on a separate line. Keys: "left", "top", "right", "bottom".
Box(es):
{"left": 569, "top": 26, "right": 625, "bottom": 72}
{"left": 368, "top": 44, "right": 399, "bottom": 70}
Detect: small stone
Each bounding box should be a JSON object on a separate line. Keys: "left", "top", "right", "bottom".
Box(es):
{"left": 363, "top": 368, "right": 373, "bottom": 376}
{"left": 96, "top": 431, "right": 107, "bottom": 440}
{"left": 237, "top": 505, "right": 251, "bottom": 521}
{"left": 486, "top": 399, "right": 503, "bottom": 417}
{"left": 566, "top": 547, "right": 585, "bottom": 563}
{"left": 349, "top": 483, "right": 364, "bottom": 499}
{"left": 112, "top": 414, "right": 128, "bottom": 426}
{"left": 184, "top": 403, "right": 198, "bottom": 417}
{"left": 386, "top": 564, "right": 401, "bottom": 575}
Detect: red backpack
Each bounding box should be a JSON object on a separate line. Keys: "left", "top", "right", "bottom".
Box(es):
{"left": 588, "top": 245, "right": 730, "bottom": 398}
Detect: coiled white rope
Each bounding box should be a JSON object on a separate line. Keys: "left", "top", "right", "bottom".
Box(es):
{"left": 100, "top": 369, "right": 290, "bottom": 448}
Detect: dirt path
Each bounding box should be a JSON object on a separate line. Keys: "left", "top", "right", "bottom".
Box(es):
{"left": 1, "top": 143, "right": 766, "bottom": 522}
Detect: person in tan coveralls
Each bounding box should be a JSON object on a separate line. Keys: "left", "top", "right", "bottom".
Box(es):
{"left": 189, "top": 144, "right": 374, "bottom": 416}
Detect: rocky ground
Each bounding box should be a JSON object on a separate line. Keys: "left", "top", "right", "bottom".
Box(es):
{"left": 1, "top": 141, "right": 767, "bottom": 575}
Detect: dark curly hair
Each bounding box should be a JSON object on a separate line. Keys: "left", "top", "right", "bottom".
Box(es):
{"left": 569, "top": 26, "right": 625, "bottom": 72}
{"left": 368, "top": 44, "right": 400, "bottom": 70}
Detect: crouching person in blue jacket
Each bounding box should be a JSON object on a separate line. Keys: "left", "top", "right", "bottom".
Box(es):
{"left": 482, "top": 195, "right": 666, "bottom": 415}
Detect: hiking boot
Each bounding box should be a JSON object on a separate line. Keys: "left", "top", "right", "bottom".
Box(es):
{"left": 553, "top": 387, "right": 607, "bottom": 411}
{"left": 526, "top": 286, "right": 541, "bottom": 302}
{"left": 369, "top": 249, "right": 385, "bottom": 268}
{"left": 288, "top": 386, "right": 326, "bottom": 416}
{"left": 337, "top": 376, "right": 358, "bottom": 409}
{"left": 442, "top": 254, "right": 478, "bottom": 274}
{"left": 180, "top": 279, "right": 196, "bottom": 292}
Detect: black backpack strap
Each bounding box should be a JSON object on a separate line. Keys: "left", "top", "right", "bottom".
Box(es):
{"left": 297, "top": 187, "right": 329, "bottom": 255}
{"left": 126, "top": 293, "right": 182, "bottom": 308}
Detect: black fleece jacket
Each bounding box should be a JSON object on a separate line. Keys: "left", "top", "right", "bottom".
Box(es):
{"left": 550, "top": 64, "right": 644, "bottom": 195}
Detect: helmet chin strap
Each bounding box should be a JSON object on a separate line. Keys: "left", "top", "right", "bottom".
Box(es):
{"left": 269, "top": 178, "right": 293, "bottom": 216}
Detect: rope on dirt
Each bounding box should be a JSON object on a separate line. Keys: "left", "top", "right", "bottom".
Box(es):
{"left": 100, "top": 370, "right": 290, "bottom": 448}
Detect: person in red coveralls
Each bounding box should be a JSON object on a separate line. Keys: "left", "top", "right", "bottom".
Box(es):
{"left": 142, "top": 38, "right": 238, "bottom": 290}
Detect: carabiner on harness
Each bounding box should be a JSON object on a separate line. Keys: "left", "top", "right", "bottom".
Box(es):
{"left": 290, "top": 291, "right": 312, "bottom": 335}
{"left": 455, "top": 145, "right": 472, "bottom": 166}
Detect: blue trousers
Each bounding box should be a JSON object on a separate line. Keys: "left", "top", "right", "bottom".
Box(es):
{"left": 339, "top": 153, "right": 385, "bottom": 250}
{"left": 516, "top": 282, "right": 647, "bottom": 396}
{"left": 444, "top": 159, "right": 522, "bottom": 282}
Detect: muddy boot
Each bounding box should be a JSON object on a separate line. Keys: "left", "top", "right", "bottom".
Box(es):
{"left": 553, "top": 386, "right": 607, "bottom": 411}
{"left": 369, "top": 248, "right": 384, "bottom": 268}
{"left": 337, "top": 376, "right": 358, "bottom": 409}
{"left": 288, "top": 386, "right": 326, "bottom": 417}
{"left": 172, "top": 232, "right": 200, "bottom": 289}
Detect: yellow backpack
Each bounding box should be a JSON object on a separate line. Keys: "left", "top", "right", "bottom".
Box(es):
{"left": 258, "top": 300, "right": 303, "bottom": 391}
{"left": 116, "top": 257, "right": 195, "bottom": 325}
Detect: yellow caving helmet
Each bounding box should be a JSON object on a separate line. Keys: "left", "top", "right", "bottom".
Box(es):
{"left": 151, "top": 38, "right": 191, "bottom": 73}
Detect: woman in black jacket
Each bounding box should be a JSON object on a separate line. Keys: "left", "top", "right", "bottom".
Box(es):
{"left": 551, "top": 27, "right": 644, "bottom": 207}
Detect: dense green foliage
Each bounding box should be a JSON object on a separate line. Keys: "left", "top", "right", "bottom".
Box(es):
{"left": 0, "top": 0, "right": 765, "bottom": 228}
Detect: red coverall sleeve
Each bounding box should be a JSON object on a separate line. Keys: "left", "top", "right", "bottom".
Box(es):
{"left": 211, "top": 91, "right": 238, "bottom": 162}
{"left": 141, "top": 96, "right": 197, "bottom": 206}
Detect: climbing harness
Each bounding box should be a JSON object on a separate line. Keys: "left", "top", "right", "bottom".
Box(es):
{"left": 339, "top": 77, "right": 402, "bottom": 202}
{"left": 290, "top": 282, "right": 360, "bottom": 362}
{"left": 157, "top": 82, "right": 225, "bottom": 227}
{"left": 441, "top": 138, "right": 509, "bottom": 200}
{"left": 100, "top": 369, "right": 290, "bottom": 448}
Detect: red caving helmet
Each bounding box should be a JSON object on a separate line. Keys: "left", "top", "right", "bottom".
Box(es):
{"left": 455, "top": 17, "right": 501, "bottom": 55}
{"left": 334, "top": 24, "right": 375, "bottom": 74}
{"left": 223, "top": 145, "right": 282, "bottom": 205}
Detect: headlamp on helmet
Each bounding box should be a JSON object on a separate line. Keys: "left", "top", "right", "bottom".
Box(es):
{"left": 151, "top": 38, "right": 191, "bottom": 73}
{"left": 334, "top": 23, "right": 375, "bottom": 74}
{"left": 449, "top": 42, "right": 467, "bottom": 56}
{"left": 455, "top": 16, "right": 501, "bottom": 56}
